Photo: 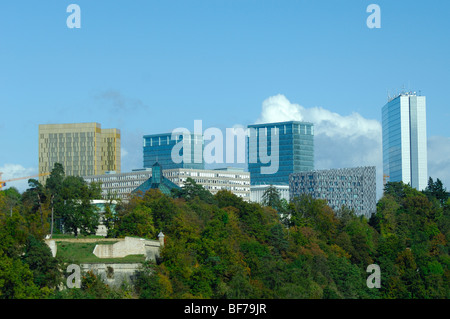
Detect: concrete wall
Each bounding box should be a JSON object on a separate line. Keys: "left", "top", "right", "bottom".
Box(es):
{"left": 45, "top": 236, "right": 164, "bottom": 288}
{"left": 45, "top": 239, "right": 57, "bottom": 257}
{"left": 81, "top": 263, "right": 142, "bottom": 288}
{"left": 93, "top": 236, "right": 162, "bottom": 262}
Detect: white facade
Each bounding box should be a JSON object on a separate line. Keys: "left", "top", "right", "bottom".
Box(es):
{"left": 382, "top": 92, "right": 428, "bottom": 190}
{"left": 84, "top": 167, "right": 250, "bottom": 201}
{"left": 84, "top": 170, "right": 152, "bottom": 199}
{"left": 250, "top": 184, "right": 290, "bottom": 204}
{"left": 164, "top": 167, "right": 250, "bottom": 201}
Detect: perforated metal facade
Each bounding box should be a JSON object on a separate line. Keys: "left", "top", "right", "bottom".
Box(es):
{"left": 289, "top": 166, "right": 376, "bottom": 217}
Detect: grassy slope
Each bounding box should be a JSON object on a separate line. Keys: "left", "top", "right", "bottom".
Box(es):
{"left": 55, "top": 240, "right": 146, "bottom": 264}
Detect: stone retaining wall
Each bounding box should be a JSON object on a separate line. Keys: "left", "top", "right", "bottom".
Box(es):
{"left": 81, "top": 263, "right": 142, "bottom": 288}
{"left": 92, "top": 236, "right": 162, "bottom": 262}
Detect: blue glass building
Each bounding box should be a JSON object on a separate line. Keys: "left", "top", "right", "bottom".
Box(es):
{"left": 382, "top": 92, "right": 428, "bottom": 190}
{"left": 143, "top": 132, "right": 204, "bottom": 170}
{"left": 247, "top": 121, "right": 314, "bottom": 185}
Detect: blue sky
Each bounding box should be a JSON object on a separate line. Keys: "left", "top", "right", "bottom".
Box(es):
{"left": 1, "top": 0, "right": 449, "bottom": 194}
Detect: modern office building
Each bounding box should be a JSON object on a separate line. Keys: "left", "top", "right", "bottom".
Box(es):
{"left": 382, "top": 92, "right": 428, "bottom": 190}
{"left": 250, "top": 184, "right": 289, "bottom": 204}
{"left": 84, "top": 166, "right": 250, "bottom": 201}
{"left": 39, "top": 123, "right": 120, "bottom": 183}
{"left": 83, "top": 169, "right": 152, "bottom": 199}
{"left": 289, "top": 166, "right": 377, "bottom": 217}
{"left": 247, "top": 121, "right": 314, "bottom": 186}
{"left": 143, "top": 132, "right": 204, "bottom": 170}
{"left": 164, "top": 167, "right": 250, "bottom": 201}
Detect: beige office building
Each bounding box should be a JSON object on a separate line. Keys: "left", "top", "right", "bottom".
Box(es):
{"left": 39, "top": 123, "right": 121, "bottom": 182}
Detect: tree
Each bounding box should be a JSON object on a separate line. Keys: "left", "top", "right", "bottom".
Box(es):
{"left": 24, "top": 178, "right": 50, "bottom": 238}
{"left": 22, "top": 235, "right": 62, "bottom": 289}
{"left": 261, "top": 185, "right": 289, "bottom": 217}
{"left": 134, "top": 262, "right": 173, "bottom": 299}
{"left": 115, "top": 203, "right": 155, "bottom": 238}
{"left": 2, "top": 188, "right": 21, "bottom": 217}
{"left": 58, "top": 175, "right": 101, "bottom": 237}
{"left": 172, "top": 177, "right": 216, "bottom": 205}
{"left": 143, "top": 189, "right": 177, "bottom": 233}
{"left": 424, "top": 177, "right": 449, "bottom": 206}
{"left": 45, "top": 163, "right": 65, "bottom": 237}
{"left": 261, "top": 185, "right": 281, "bottom": 208}
{"left": 0, "top": 251, "right": 41, "bottom": 299}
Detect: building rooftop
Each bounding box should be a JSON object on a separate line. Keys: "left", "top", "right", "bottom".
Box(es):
{"left": 131, "top": 162, "right": 181, "bottom": 196}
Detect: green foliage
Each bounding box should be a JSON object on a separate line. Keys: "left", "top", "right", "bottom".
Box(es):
{"left": 22, "top": 235, "right": 62, "bottom": 289}
{"left": 172, "top": 177, "right": 216, "bottom": 205}
{"left": 146, "top": 181, "right": 449, "bottom": 299}
{"left": 424, "top": 177, "right": 449, "bottom": 206}
{"left": 0, "top": 212, "right": 42, "bottom": 298}
{"left": 0, "top": 251, "right": 41, "bottom": 299}
{"left": 52, "top": 270, "right": 131, "bottom": 299}
{"left": 0, "top": 171, "right": 448, "bottom": 299}
{"left": 134, "top": 262, "right": 173, "bottom": 299}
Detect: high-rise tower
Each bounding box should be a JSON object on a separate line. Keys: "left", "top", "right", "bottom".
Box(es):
{"left": 143, "top": 132, "right": 204, "bottom": 170}
{"left": 39, "top": 123, "right": 121, "bottom": 182}
{"left": 247, "top": 121, "right": 314, "bottom": 185}
{"left": 382, "top": 92, "right": 428, "bottom": 190}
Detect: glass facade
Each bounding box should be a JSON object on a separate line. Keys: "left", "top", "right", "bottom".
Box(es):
{"left": 382, "top": 93, "right": 427, "bottom": 190}
{"left": 143, "top": 132, "right": 204, "bottom": 170}
{"left": 247, "top": 121, "right": 314, "bottom": 185}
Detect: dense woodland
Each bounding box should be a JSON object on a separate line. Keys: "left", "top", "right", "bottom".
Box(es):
{"left": 0, "top": 163, "right": 448, "bottom": 299}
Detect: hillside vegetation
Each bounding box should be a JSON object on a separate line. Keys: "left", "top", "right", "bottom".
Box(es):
{"left": 0, "top": 170, "right": 448, "bottom": 299}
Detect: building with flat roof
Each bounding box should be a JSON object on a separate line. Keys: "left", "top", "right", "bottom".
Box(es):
{"left": 247, "top": 121, "right": 314, "bottom": 186}
{"left": 250, "top": 184, "right": 289, "bottom": 204}
{"left": 289, "top": 166, "right": 376, "bottom": 217}
{"left": 143, "top": 132, "right": 204, "bottom": 170}
{"left": 39, "top": 123, "right": 120, "bottom": 183}
{"left": 84, "top": 166, "right": 250, "bottom": 201}
{"left": 83, "top": 169, "right": 152, "bottom": 199}
{"left": 382, "top": 91, "right": 428, "bottom": 190}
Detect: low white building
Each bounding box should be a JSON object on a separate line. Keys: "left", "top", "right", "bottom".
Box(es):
{"left": 84, "top": 167, "right": 250, "bottom": 201}
{"left": 250, "top": 184, "right": 290, "bottom": 204}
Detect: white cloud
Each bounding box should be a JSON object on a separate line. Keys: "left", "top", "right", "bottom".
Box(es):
{"left": 256, "top": 94, "right": 450, "bottom": 198}
{"left": 256, "top": 94, "right": 384, "bottom": 198}
{"left": 121, "top": 147, "right": 129, "bottom": 159}
{"left": 257, "top": 94, "right": 381, "bottom": 140}
{"left": 427, "top": 136, "right": 450, "bottom": 190}
{"left": 0, "top": 164, "right": 37, "bottom": 193}
{"left": 120, "top": 130, "right": 144, "bottom": 173}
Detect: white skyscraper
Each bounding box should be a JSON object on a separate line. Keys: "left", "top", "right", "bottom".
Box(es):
{"left": 382, "top": 92, "right": 428, "bottom": 190}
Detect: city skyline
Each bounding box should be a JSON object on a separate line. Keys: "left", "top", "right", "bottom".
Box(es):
{"left": 1, "top": 1, "right": 449, "bottom": 197}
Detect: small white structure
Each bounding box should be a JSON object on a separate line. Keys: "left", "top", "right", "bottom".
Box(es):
{"left": 45, "top": 239, "right": 57, "bottom": 257}
{"left": 93, "top": 235, "right": 164, "bottom": 262}
{"left": 250, "top": 184, "right": 290, "bottom": 204}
